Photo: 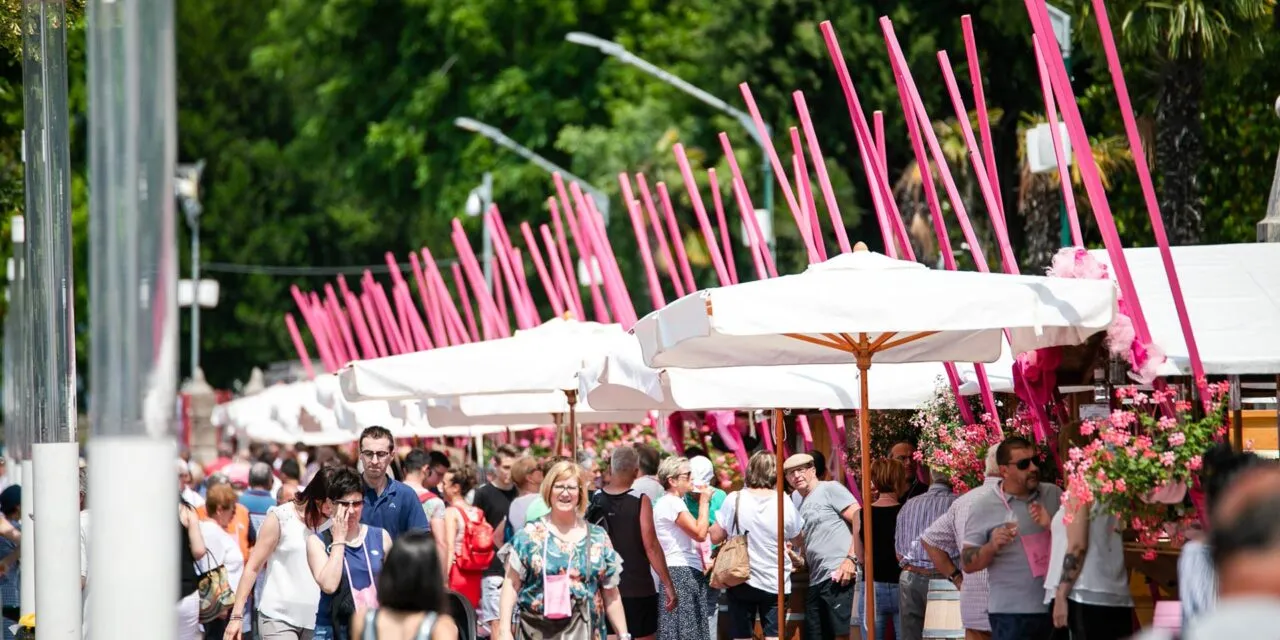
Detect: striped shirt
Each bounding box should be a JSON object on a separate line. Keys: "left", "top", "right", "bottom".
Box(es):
{"left": 896, "top": 483, "right": 957, "bottom": 570}
{"left": 920, "top": 477, "right": 1000, "bottom": 632}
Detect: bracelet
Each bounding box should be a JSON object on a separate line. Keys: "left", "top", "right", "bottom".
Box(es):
{"left": 950, "top": 569, "right": 962, "bottom": 580}
{"left": 229, "top": 615, "right": 242, "bottom": 621}
{"left": 327, "top": 541, "right": 348, "bottom": 552}
{"left": 845, "top": 555, "right": 858, "bottom": 564}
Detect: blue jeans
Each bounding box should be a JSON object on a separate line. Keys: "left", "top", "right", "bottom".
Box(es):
{"left": 988, "top": 612, "right": 1053, "bottom": 640}
{"left": 312, "top": 624, "right": 348, "bottom": 640}
{"left": 855, "top": 580, "right": 901, "bottom": 640}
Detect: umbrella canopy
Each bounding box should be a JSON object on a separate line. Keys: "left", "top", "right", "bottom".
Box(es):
{"left": 634, "top": 248, "right": 1115, "bottom": 370}
{"left": 582, "top": 335, "right": 1015, "bottom": 411}
{"left": 338, "top": 318, "right": 628, "bottom": 401}
{"left": 631, "top": 244, "right": 1116, "bottom": 630}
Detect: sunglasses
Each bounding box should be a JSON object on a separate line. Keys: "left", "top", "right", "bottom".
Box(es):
{"left": 1007, "top": 457, "right": 1039, "bottom": 471}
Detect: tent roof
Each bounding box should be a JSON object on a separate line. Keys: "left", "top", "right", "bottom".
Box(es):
{"left": 1090, "top": 243, "right": 1280, "bottom": 376}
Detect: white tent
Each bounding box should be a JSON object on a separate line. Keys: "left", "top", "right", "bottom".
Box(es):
{"left": 1091, "top": 243, "right": 1280, "bottom": 376}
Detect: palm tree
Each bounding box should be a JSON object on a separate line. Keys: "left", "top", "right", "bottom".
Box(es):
{"left": 1079, "top": 0, "right": 1274, "bottom": 245}
{"left": 1016, "top": 113, "right": 1133, "bottom": 271}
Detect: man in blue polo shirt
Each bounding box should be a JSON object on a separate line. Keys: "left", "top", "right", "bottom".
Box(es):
{"left": 358, "top": 426, "right": 429, "bottom": 538}
{"left": 239, "top": 462, "right": 277, "bottom": 540}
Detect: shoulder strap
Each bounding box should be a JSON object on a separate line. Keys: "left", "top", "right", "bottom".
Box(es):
{"left": 361, "top": 609, "right": 378, "bottom": 640}
{"left": 733, "top": 490, "right": 744, "bottom": 535}
{"left": 414, "top": 612, "right": 438, "bottom": 640}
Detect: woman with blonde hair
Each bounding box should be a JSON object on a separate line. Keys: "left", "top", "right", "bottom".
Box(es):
{"left": 652, "top": 456, "right": 712, "bottom": 640}
{"left": 709, "top": 451, "right": 802, "bottom": 640}
{"left": 853, "top": 458, "right": 908, "bottom": 640}
{"left": 495, "top": 461, "right": 629, "bottom": 639}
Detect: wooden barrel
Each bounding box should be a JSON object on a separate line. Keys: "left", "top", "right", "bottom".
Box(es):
{"left": 922, "top": 579, "right": 964, "bottom": 639}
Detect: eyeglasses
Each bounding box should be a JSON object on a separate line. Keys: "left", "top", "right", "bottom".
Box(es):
{"left": 1007, "top": 457, "right": 1039, "bottom": 471}
{"left": 552, "top": 484, "right": 580, "bottom": 494}
{"left": 673, "top": 472, "right": 691, "bottom": 481}
{"left": 785, "top": 464, "right": 815, "bottom": 477}
{"left": 333, "top": 499, "right": 364, "bottom": 507}
{"left": 360, "top": 450, "right": 392, "bottom": 460}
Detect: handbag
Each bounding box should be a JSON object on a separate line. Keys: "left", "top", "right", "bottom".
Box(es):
{"left": 707, "top": 490, "right": 751, "bottom": 589}
{"left": 196, "top": 563, "right": 234, "bottom": 623}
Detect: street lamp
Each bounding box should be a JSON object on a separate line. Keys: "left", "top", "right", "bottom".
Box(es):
{"left": 453, "top": 117, "right": 610, "bottom": 224}
{"left": 175, "top": 160, "right": 213, "bottom": 377}
{"left": 1045, "top": 4, "right": 1073, "bottom": 247}
{"left": 565, "top": 31, "right": 774, "bottom": 236}
{"left": 466, "top": 172, "right": 495, "bottom": 288}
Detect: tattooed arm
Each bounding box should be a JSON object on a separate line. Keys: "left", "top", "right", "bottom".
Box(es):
{"left": 1053, "top": 498, "right": 1091, "bottom": 626}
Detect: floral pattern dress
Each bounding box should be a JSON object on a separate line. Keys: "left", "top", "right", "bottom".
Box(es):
{"left": 507, "top": 520, "right": 622, "bottom": 638}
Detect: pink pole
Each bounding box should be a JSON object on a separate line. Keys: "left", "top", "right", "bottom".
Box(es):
{"left": 540, "top": 224, "right": 581, "bottom": 319}
{"left": 574, "top": 184, "right": 637, "bottom": 325}
{"left": 547, "top": 198, "right": 587, "bottom": 319}
{"left": 511, "top": 247, "right": 540, "bottom": 324}
{"left": 818, "top": 22, "right": 913, "bottom": 261}
{"left": 1024, "top": 0, "right": 1153, "bottom": 344}
{"left": 618, "top": 174, "right": 667, "bottom": 309}
{"left": 874, "top": 111, "right": 887, "bottom": 170}
{"left": 833, "top": 413, "right": 858, "bottom": 499}
{"left": 358, "top": 291, "right": 388, "bottom": 358}
{"left": 634, "top": 174, "right": 686, "bottom": 296}
{"left": 409, "top": 252, "right": 448, "bottom": 347}
{"left": 871, "top": 110, "right": 897, "bottom": 258}
{"left": 323, "top": 284, "right": 359, "bottom": 362}
{"left": 310, "top": 292, "right": 347, "bottom": 367}
{"left": 491, "top": 255, "right": 509, "bottom": 330}
{"left": 936, "top": 50, "right": 1020, "bottom": 273}
{"left": 719, "top": 134, "right": 779, "bottom": 278}
{"left": 486, "top": 208, "right": 533, "bottom": 329}
{"left": 520, "top": 222, "right": 567, "bottom": 316}
{"left": 490, "top": 205, "right": 539, "bottom": 324}
{"left": 422, "top": 248, "right": 469, "bottom": 345}
{"left": 655, "top": 182, "right": 698, "bottom": 293}
{"left": 382, "top": 255, "right": 415, "bottom": 346}
{"left": 706, "top": 169, "right": 739, "bottom": 283}
{"left": 552, "top": 175, "right": 610, "bottom": 324}
{"left": 729, "top": 175, "right": 771, "bottom": 280}
{"left": 284, "top": 313, "right": 316, "bottom": 378}
{"left": 962, "top": 16, "right": 1006, "bottom": 218}
{"left": 672, "top": 143, "right": 732, "bottom": 285}
{"left": 290, "top": 286, "right": 336, "bottom": 371}
{"left": 452, "top": 220, "right": 509, "bottom": 338}
{"left": 739, "top": 83, "right": 821, "bottom": 264}
{"left": 1086, "top": 0, "right": 1208, "bottom": 397}
{"left": 796, "top": 414, "right": 814, "bottom": 450}
{"left": 789, "top": 129, "right": 828, "bottom": 262}
{"left": 368, "top": 278, "right": 409, "bottom": 355}
{"left": 341, "top": 288, "right": 378, "bottom": 360}
{"left": 450, "top": 262, "right": 481, "bottom": 342}
{"left": 394, "top": 282, "right": 432, "bottom": 351}
{"left": 794, "top": 91, "right": 854, "bottom": 254}
{"left": 1032, "top": 40, "right": 1083, "bottom": 246}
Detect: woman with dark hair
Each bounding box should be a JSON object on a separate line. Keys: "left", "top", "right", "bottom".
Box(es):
{"left": 307, "top": 467, "right": 393, "bottom": 640}
{"left": 349, "top": 530, "right": 458, "bottom": 639}
{"left": 441, "top": 462, "right": 485, "bottom": 608}
{"left": 224, "top": 467, "right": 336, "bottom": 640}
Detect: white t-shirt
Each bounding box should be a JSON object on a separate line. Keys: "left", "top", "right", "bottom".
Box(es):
{"left": 653, "top": 494, "right": 701, "bottom": 568}
{"left": 198, "top": 520, "right": 245, "bottom": 592}
{"left": 631, "top": 476, "right": 665, "bottom": 507}
{"left": 717, "top": 489, "right": 803, "bottom": 593}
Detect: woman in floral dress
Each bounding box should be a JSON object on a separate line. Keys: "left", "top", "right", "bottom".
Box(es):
{"left": 494, "top": 461, "right": 629, "bottom": 640}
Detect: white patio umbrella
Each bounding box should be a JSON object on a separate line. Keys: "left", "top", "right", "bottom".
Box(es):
{"left": 582, "top": 335, "right": 1016, "bottom": 411}
{"left": 338, "top": 318, "right": 638, "bottom": 452}
{"left": 632, "top": 244, "right": 1117, "bottom": 630}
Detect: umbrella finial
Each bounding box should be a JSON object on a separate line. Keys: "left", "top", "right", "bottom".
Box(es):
{"left": 853, "top": 241, "right": 869, "bottom": 252}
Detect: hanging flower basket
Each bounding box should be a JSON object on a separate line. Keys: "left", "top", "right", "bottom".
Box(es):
{"left": 913, "top": 380, "right": 1003, "bottom": 495}
{"left": 1064, "top": 381, "right": 1229, "bottom": 558}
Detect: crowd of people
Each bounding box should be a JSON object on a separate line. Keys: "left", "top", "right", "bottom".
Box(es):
{"left": 130, "top": 418, "right": 1280, "bottom": 640}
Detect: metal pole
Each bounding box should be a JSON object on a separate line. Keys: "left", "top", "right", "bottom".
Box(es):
{"left": 1059, "top": 51, "right": 1073, "bottom": 247}
{"left": 22, "top": 0, "right": 82, "bottom": 634}
{"left": 89, "top": 0, "right": 182, "bottom": 636}
{"left": 10, "top": 217, "right": 33, "bottom": 621}
{"left": 191, "top": 222, "right": 199, "bottom": 373}
{"left": 481, "top": 172, "right": 494, "bottom": 289}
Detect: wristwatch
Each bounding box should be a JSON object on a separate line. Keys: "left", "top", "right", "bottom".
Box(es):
{"left": 949, "top": 569, "right": 962, "bottom": 581}
{"left": 619, "top": 634, "right": 633, "bottom": 640}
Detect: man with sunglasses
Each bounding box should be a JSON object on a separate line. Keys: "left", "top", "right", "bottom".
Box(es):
{"left": 960, "top": 436, "right": 1061, "bottom": 640}
{"left": 358, "top": 425, "right": 429, "bottom": 539}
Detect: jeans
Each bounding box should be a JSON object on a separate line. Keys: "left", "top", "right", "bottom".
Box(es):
{"left": 856, "top": 580, "right": 901, "bottom": 640}
{"left": 898, "top": 571, "right": 937, "bottom": 640}
{"left": 312, "top": 624, "right": 347, "bottom": 640}
{"left": 988, "top": 612, "right": 1053, "bottom": 640}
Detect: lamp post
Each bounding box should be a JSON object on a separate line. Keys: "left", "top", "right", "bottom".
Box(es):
{"left": 1260, "top": 95, "right": 1280, "bottom": 242}
{"left": 1046, "top": 4, "right": 1073, "bottom": 247}
{"left": 453, "top": 117, "right": 610, "bottom": 224}
{"left": 176, "top": 160, "right": 205, "bottom": 376}
{"left": 466, "top": 172, "right": 495, "bottom": 288}
{"left": 564, "top": 31, "right": 774, "bottom": 230}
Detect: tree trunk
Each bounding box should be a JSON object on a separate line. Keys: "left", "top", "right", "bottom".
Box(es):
{"left": 1156, "top": 53, "right": 1205, "bottom": 245}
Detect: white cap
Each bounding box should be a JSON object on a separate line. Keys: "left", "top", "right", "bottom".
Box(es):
{"left": 689, "top": 456, "right": 714, "bottom": 486}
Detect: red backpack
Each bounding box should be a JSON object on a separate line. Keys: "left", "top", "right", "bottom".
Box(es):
{"left": 453, "top": 507, "right": 496, "bottom": 571}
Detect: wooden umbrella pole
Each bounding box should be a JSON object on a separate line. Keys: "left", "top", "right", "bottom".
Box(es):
{"left": 567, "top": 389, "right": 579, "bottom": 458}
{"left": 857, "top": 342, "right": 875, "bottom": 638}
{"left": 774, "top": 407, "right": 786, "bottom": 631}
